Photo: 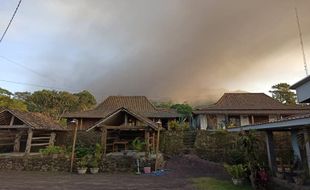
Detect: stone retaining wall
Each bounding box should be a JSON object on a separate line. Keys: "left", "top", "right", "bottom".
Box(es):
{"left": 0, "top": 153, "right": 163, "bottom": 173}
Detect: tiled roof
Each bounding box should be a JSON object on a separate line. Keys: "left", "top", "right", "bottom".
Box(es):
{"left": 63, "top": 96, "right": 180, "bottom": 119}
{"left": 0, "top": 109, "right": 65, "bottom": 131}
{"left": 194, "top": 93, "right": 310, "bottom": 115}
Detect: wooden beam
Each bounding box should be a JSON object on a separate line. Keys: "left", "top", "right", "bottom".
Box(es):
{"left": 0, "top": 125, "right": 28, "bottom": 129}
{"left": 103, "top": 125, "right": 145, "bottom": 130}
{"left": 31, "top": 143, "right": 50, "bottom": 147}
{"left": 265, "top": 131, "right": 277, "bottom": 175}
{"left": 13, "top": 131, "right": 23, "bottom": 152}
{"left": 101, "top": 128, "right": 107, "bottom": 156}
{"left": 145, "top": 130, "right": 150, "bottom": 154}
{"left": 32, "top": 137, "right": 50, "bottom": 140}
{"left": 9, "top": 116, "right": 15, "bottom": 126}
{"left": 155, "top": 127, "right": 161, "bottom": 171}
{"left": 125, "top": 113, "right": 128, "bottom": 125}
{"left": 49, "top": 132, "right": 56, "bottom": 146}
{"left": 303, "top": 129, "right": 310, "bottom": 175}
{"left": 25, "top": 128, "right": 33, "bottom": 155}
{"left": 70, "top": 122, "right": 78, "bottom": 173}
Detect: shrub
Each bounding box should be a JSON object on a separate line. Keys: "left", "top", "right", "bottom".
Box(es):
{"left": 224, "top": 164, "right": 247, "bottom": 179}
{"left": 39, "top": 146, "right": 64, "bottom": 155}
{"left": 131, "top": 137, "right": 145, "bottom": 152}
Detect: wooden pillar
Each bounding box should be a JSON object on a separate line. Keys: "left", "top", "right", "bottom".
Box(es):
{"left": 291, "top": 130, "right": 302, "bottom": 161}
{"left": 25, "top": 128, "right": 33, "bottom": 155}
{"left": 125, "top": 114, "right": 128, "bottom": 125}
{"left": 49, "top": 132, "right": 56, "bottom": 146}
{"left": 303, "top": 129, "right": 310, "bottom": 175}
{"left": 265, "top": 131, "right": 277, "bottom": 175}
{"left": 10, "top": 116, "right": 15, "bottom": 126}
{"left": 79, "top": 118, "right": 83, "bottom": 130}
{"left": 101, "top": 127, "right": 107, "bottom": 156}
{"left": 251, "top": 115, "right": 255, "bottom": 124}
{"left": 13, "top": 131, "right": 23, "bottom": 152}
{"left": 155, "top": 127, "right": 161, "bottom": 171}
{"left": 70, "top": 122, "right": 78, "bottom": 172}
{"left": 145, "top": 129, "right": 150, "bottom": 154}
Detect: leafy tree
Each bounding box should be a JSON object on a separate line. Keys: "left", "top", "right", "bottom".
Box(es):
{"left": 269, "top": 83, "right": 297, "bottom": 105}
{"left": 26, "top": 89, "right": 96, "bottom": 120}
{"left": 74, "top": 90, "right": 97, "bottom": 111}
{"left": 0, "top": 94, "right": 27, "bottom": 111}
{"left": 0, "top": 87, "right": 12, "bottom": 97}
{"left": 171, "top": 103, "right": 193, "bottom": 118}
{"left": 14, "top": 91, "right": 31, "bottom": 101}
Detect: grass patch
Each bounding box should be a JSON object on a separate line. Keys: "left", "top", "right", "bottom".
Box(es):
{"left": 192, "top": 177, "right": 252, "bottom": 190}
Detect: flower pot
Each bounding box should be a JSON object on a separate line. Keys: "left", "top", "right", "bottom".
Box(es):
{"left": 90, "top": 168, "right": 99, "bottom": 174}
{"left": 232, "top": 178, "right": 243, "bottom": 185}
{"left": 144, "top": 167, "right": 151, "bottom": 174}
{"left": 77, "top": 168, "right": 87, "bottom": 174}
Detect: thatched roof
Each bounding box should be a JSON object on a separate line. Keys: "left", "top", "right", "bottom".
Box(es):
{"left": 0, "top": 109, "right": 65, "bottom": 131}
{"left": 194, "top": 93, "right": 310, "bottom": 115}
{"left": 63, "top": 96, "right": 180, "bottom": 119}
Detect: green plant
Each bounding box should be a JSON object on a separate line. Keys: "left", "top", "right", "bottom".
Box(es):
{"left": 39, "top": 146, "right": 64, "bottom": 155}
{"left": 168, "top": 120, "right": 189, "bottom": 131}
{"left": 132, "top": 137, "right": 145, "bottom": 152}
{"left": 77, "top": 156, "right": 89, "bottom": 169}
{"left": 89, "top": 158, "right": 99, "bottom": 168}
{"left": 75, "top": 145, "right": 93, "bottom": 158}
{"left": 224, "top": 164, "right": 247, "bottom": 179}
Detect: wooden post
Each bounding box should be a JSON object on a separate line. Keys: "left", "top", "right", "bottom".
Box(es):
{"left": 303, "top": 129, "right": 310, "bottom": 175}
{"left": 25, "top": 128, "right": 33, "bottom": 155}
{"left": 145, "top": 129, "right": 150, "bottom": 154}
{"left": 291, "top": 130, "right": 302, "bottom": 161}
{"left": 13, "top": 130, "right": 23, "bottom": 152}
{"left": 265, "top": 131, "right": 277, "bottom": 175}
{"left": 70, "top": 122, "right": 78, "bottom": 173}
{"left": 251, "top": 115, "right": 255, "bottom": 124}
{"left": 80, "top": 118, "right": 83, "bottom": 130}
{"left": 101, "top": 127, "right": 107, "bottom": 156}
{"left": 125, "top": 114, "right": 128, "bottom": 125}
{"left": 49, "top": 132, "right": 56, "bottom": 146}
{"left": 10, "top": 116, "right": 15, "bottom": 126}
{"left": 155, "top": 127, "right": 161, "bottom": 171}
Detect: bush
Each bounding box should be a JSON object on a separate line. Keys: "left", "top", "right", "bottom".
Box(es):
{"left": 39, "top": 146, "right": 64, "bottom": 155}
{"left": 224, "top": 164, "right": 247, "bottom": 179}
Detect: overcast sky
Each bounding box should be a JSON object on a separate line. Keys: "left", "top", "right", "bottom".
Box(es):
{"left": 0, "top": 0, "right": 309, "bottom": 103}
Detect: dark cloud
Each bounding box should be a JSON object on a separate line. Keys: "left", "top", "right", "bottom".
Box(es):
{"left": 1, "top": 0, "right": 310, "bottom": 103}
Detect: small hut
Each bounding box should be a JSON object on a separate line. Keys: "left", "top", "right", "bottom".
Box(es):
{"left": 86, "top": 107, "right": 160, "bottom": 156}
{"left": 0, "top": 109, "right": 66, "bottom": 155}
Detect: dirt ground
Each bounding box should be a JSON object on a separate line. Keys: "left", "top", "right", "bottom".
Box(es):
{"left": 0, "top": 154, "right": 229, "bottom": 190}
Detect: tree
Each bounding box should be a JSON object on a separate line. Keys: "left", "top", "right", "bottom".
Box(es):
{"left": 171, "top": 103, "right": 193, "bottom": 118}
{"left": 269, "top": 83, "right": 297, "bottom": 105}
{"left": 26, "top": 89, "right": 96, "bottom": 120}
{"left": 0, "top": 88, "right": 27, "bottom": 111}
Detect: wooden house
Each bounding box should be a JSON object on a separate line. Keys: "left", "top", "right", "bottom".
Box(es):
{"left": 63, "top": 96, "right": 180, "bottom": 153}
{"left": 193, "top": 93, "right": 310, "bottom": 130}
{"left": 0, "top": 109, "right": 66, "bottom": 155}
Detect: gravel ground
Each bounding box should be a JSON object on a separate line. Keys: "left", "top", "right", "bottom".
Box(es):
{"left": 0, "top": 154, "right": 229, "bottom": 190}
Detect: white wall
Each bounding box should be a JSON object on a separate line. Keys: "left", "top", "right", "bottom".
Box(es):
{"left": 199, "top": 115, "right": 208, "bottom": 130}
{"left": 240, "top": 115, "right": 250, "bottom": 126}
{"left": 217, "top": 115, "right": 226, "bottom": 129}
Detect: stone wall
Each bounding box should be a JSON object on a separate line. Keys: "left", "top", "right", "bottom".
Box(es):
{"left": 0, "top": 152, "right": 163, "bottom": 173}
{"left": 0, "top": 155, "right": 70, "bottom": 172}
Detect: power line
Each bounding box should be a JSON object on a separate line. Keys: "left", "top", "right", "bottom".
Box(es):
{"left": 0, "top": 79, "right": 77, "bottom": 92}
{"left": 0, "top": 0, "right": 22, "bottom": 44}
{"left": 0, "top": 56, "right": 56, "bottom": 82}
{"left": 293, "top": 0, "right": 308, "bottom": 76}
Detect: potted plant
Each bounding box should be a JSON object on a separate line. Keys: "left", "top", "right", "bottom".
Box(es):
{"left": 132, "top": 138, "right": 145, "bottom": 152}
{"left": 77, "top": 156, "right": 88, "bottom": 174}
{"left": 224, "top": 164, "right": 247, "bottom": 185}
{"left": 89, "top": 144, "right": 102, "bottom": 174}
{"left": 89, "top": 158, "right": 99, "bottom": 174}
{"left": 143, "top": 158, "right": 152, "bottom": 174}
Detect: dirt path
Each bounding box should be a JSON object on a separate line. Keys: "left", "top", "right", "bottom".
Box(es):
{"left": 0, "top": 154, "right": 228, "bottom": 190}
